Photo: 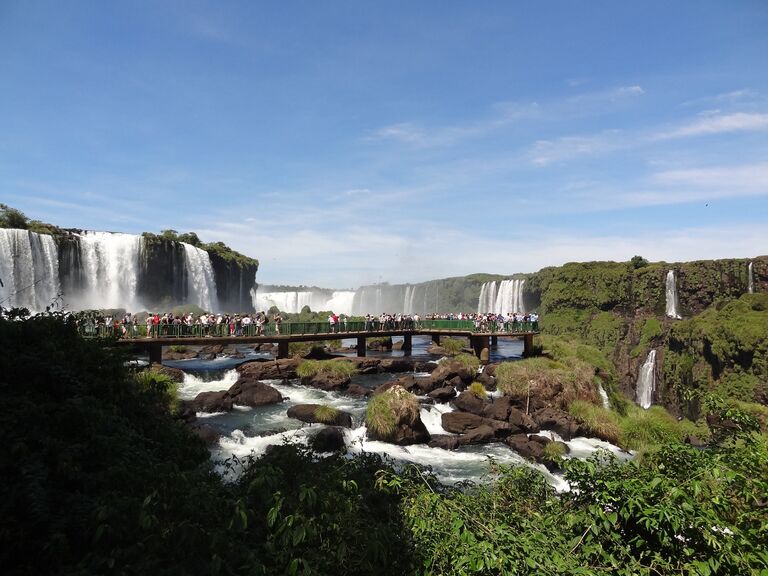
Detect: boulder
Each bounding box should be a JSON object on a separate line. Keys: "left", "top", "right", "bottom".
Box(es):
{"left": 366, "top": 385, "right": 430, "bottom": 446}
{"left": 411, "top": 376, "right": 439, "bottom": 395}
{"left": 236, "top": 358, "right": 300, "bottom": 381}
{"left": 300, "top": 372, "right": 350, "bottom": 391}
{"left": 532, "top": 408, "right": 583, "bottom": 440}
{"left": 198, "top": 344, "right": 225, "bottom": 360}
{"left": 311, "top": 427, "right": 346, "bottom": 452}
{"left": 483, "top": 396, "right": 513, "bottom": 421}
{"left": 346, "top": 383, "right": 373, "bottom": 398}
{"left": 476, "top": 372, "right": 496, "bottom": 391}
{"left": 228, "top": 379, "right": 283, "bottom": 407}
{"left": 451, "top": 390, "right": 486, "bottom": 415}
{"left": 426, "top": 344, "right": 448, "bottom": 356}
{"left": 189, "top": 423, "right": 221, "bottom": 445}
{"left": 415, "top": 361, "right": 439, "bottom": 373}
{"left": 428, "top": 386, "right": 457, "bottom": 402}
{"left": 378, "top": 358, "right": 416, "bottom": 373}
{"left": 188, "top": 390, "right": 233, "bottom": 413}
{"left": 441, "top": 412, "right": 515, "bottom": 436}
{"left": 287, "top": 404, "right": 353, "bottom": 428}
{"left": 377, "top": 375, "right": 419, "bottom": 394}
{"left": 461, "top": 424, "right": 497, "bottom": 445}
{"left": 368, "top": 337, "right": 393, "bottom": 350}
{"left": 431, "top": 359, "right": 475, "bottom": 386}
{"left": 508, "top": 407, "right": 540, "bottom": 433}
{"left": 428, "top": 435, "right": 462, "bottom": 450}
{"left": 505, "top": 434, "right": 545, "bottom": 461}
{"left": 162, "top": 348, "right": 199, "bottom": 361}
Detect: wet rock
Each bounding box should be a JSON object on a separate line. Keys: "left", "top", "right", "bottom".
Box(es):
{"left": 188, "top": 390, "right": 233, "bottom": 413}
{"left": 508, "top": 407, "right": 540, "bottom": 433}
{"left": 504, "top": 434, "right": 545, "bottom": 461}
{"left": 236, "top": 358, "right": 299, "bottom": 380}
{"left": 311, "top": 427, "right": 346, "bottom": 452}
{"left": 287, "top": 404, "right": 353, "bottom": 428}
{"left": 189, "top": 423, "right": 221, "bottom": 445}
{"left": 368, "top": 337, "right": 393, "bottom": 350}
{"left": 428, "top": 435, "right": 462, "bottom": 450}
{"left": 415, "top": 361, "right": 438, "bottom": 373}
{"left": 441, "top": 412, "right": 515, "bottom": 437}
{"left": 431, "top": 359, "right": 475, "bottom": 386}
{"left": 428, "top": 386, "right": 457, "bottom": 402}
{"left": 482, "top": 395, "right": 513, "bottom": 421}
{"left": 198, "top": 344, "right": 225, "bottom": 360}
{"left": 162, "top": 348, "right": 199, "bottom": 361}
{"left": 451, "top": 390, "right": 486, "bottom": 415}
{"left": 532, "top": 407, "right": 583, "bottom": 440}
{"left": 228, "top": 379, "right": 283, "bottom": 407}
{"left": 461, "top": 424, "right": 497, "bottom": 445}
{"left": 476, "top": 372, "right": 496, "bottom": 391}
{"left": 300, "top": 372, "right": 350, "bottom": 391}
{"left": 346, "top": 383, "right": 373, "bottom": 398}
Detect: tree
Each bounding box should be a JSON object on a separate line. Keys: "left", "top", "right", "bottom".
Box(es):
{"left": 630, "top": 255, "right": 649, "bottom": 269}
{"left": 0, "top": 204, "right": 29, "bottom": 229}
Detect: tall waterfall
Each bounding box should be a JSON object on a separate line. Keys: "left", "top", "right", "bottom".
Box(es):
{"left": 597, "top": 382, "right": 611, "bottom": 410}
{"left": 0, "top": 229, "right": 60, "bottom": 311}
{"left": 182, "top": 243, "right": 218, "bottom": 311}
{"left": 665, "top": 270, "right": 681, "bottom": 319}
{"left": 748, "top": 262, "right": 754, "bottom": 294}
{"left": 75, "top": 232, "right": 143, "bottom": 310}
{"left": 636, "top": 350, "right": 657, "bottom": 409}
{"left": 477, "top": 279, "right": 525, "bottom": 314}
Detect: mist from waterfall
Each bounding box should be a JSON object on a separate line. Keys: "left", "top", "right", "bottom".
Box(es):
{"left": 665, "top": 270, "right": 681, "bottom": 319}
{"left": 182, "top": 243, "right": 218, "bottom": 311}
{"left": 477, "top": 279, "right": 525, "bottom": 314}
{"left": 0, "top": 229, "right": 60, "bottom": 311}
{"left": 636, "top": 350, "right": 657, "bottom": 409}
{"left": 253, "top": 289, "right": 356, "bottom": 315}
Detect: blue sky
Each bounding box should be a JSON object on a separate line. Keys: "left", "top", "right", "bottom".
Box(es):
{"left": 1, "top": 1, "right": 767, "bottom": 288}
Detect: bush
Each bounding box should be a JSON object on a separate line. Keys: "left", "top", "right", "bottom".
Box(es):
{"left": 468, "top": 381, "right": 487, "bottom": 399}
{"left": 542, "top": 441, "right": 567, "bottom": 462}
{"left": 619, "top": 405, "right": 685, "bottom": 452}
{"left": 440, "top": 337, "right": 466, "bottom": 355}
{"left": 365, "top": 393, "right": 397, "bottom": 437}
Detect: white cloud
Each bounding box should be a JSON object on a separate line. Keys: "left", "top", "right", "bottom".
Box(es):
{"left": 653, "top": 163, "right": 768, "bottom": 191}
{"left": 655, "top": 112, "right": 768, "bottom": 139}
{"left": 527, "top": 130, "right": 623, "bottom": 166}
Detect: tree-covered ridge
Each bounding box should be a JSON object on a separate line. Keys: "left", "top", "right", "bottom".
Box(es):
{"left": 0, "top": 203, "right": 62, "bottom": 235}
{"left": 141, "top": 230, "right": 259, "bottom": 269}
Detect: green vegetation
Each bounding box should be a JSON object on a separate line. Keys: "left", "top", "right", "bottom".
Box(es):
{"left": 467, "top": 381, "right": 487, "bottom": 399}
{"left": 2, "top": 311, "right": 767, "bottom": 574}
{"left": 365, "top": 393, "right": 397, "bottom": 437}
{"left": 630, "top": 254, "right": 649, "bottom": 269}
{"left": 439, "top": 337, "right": 466, "bottom": 355}
{"left": 0, "top": 203, "right": 61, "bottom": 235}
{"left": 453, "top": 352, "right": 480, "bottom": 373}
{"left": 142, "top": 230, "right": 258, "bottom": 268}
{"left": 288, "top": 339, "right": 342, "bottom": 357}
{"left": 133, "top": 368, "right": 180, "bottom": 412}
{"left": 296, "top": 359, "right": 356, "bottom": 378}
{"left": 313, "top": 404, "right": 341, "bottom": 424}
{"left": 631, "top": 316, "right": 663, "bottom": 357}
{"left": 542, "top": 440, "right": 567, "bottom": 462}
{"left": 568, "top": 400, "right": 623, "bottom": 445}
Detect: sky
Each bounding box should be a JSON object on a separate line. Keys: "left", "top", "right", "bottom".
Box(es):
{"left": 1, "top": 1, "right": 767, "bottom": 288}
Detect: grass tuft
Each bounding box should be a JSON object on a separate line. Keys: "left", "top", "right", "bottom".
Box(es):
{"left": 453, "top": 353, "right": 480, "bottom": 373}
{"left": 568, "top": 400, "right": 622, "bottom": 445}
{"left": 468, "top": 382, "right": 487, "bottom": 399}
{"left": 297, "top": 359, "right": 356, "bottom": 378}
{"left": 314, "top": 404, "right": 341, "bottom": 424}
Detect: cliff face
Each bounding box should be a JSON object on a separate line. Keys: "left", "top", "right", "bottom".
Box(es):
{"left": 137, "top": 237, "right": 187, "bottom": 310}
{"left": 208, "top": 251, "right": 258, "bottom": 313}
{"left": 521, "top": 256, "right": 768, "bottom": 412}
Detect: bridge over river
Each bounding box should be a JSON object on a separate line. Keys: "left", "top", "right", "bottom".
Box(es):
{"left": 88, "top": 320, "right": 539, "bottom": 364}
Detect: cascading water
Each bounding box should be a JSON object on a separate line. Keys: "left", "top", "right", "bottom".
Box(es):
{"left": 635, "top": 350, "right": 657, "bottom": 409}
{"left": 74, "top": 231, "right": 143, "bottom": 310}
{"left": 182, "top": 243, "right": 218, "bottom": 311}
{"left": 665, "top": 270, "right": 681, "bottom": 319}
{"left": 0, "top": 229, "right": 60, "bottom": 311}
{"left": 597, "top": 383, "right": 610, "bottom": 410}
{"left": 477, "top": 279, "right": 525, "bottom": 314}
{"left": 252, "top": 289, "right": 355, "bottom": 314}
{"left": 748, "top": 262, "right": 754, "bottom": 294}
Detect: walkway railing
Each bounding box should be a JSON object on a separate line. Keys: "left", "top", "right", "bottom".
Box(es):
{"left": 79, "top": 319, "right": 539, "bottom": 339}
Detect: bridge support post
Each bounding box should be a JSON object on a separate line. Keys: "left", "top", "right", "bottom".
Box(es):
{"left": 357, "top": 336, "right": 367, "bottom": 357}
{"left": 402, "top": 333, "right": 412, "bottom": 353}
{"left": 491, "top": 335, "right": 498, "bottom": 346}
{"left": 431, "top": 334, "right": 441, "bottom": 346}
{"left": 277, "top": 340, "right": 289, "bottom": 359}
{"left": 148, "top": 344, "right": 162, "bottom": 365}
{"left": 523, "top": 334, "right": 534, "bottom": 358}
{"left": 470, "top": 335, "right": 490, "bottom": 365}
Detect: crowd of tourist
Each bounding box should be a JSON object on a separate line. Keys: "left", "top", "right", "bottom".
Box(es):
{"left": 77, "top": 309, "right": 539, "bottom": 338}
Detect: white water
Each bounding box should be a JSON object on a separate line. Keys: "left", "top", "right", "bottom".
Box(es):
{"left": 0, "top": 229, "right": 60, "bottom": 311}
{"left": 74, "top": 231, "right": 142, "bottom": 310}
{"left": 182, "top": 243, "right": 218, "bottom": 311}
{"left": 477, "top": 279, "right": 525, "bottom": 314}
{"left": 636, "top": 350, "right": 657, "bottom": 409}
{"left": 597, "top": 382, "right": 610, "bottom": 410}
{"left": 748, "top": 262, "right": 754, "bottom": 294}
{"left": 183, "top": 370, "right": 629, "bottom": 489}
{"left": 665, "top": 270, "right": 681, "bottom": 319}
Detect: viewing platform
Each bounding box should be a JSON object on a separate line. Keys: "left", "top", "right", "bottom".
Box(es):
{"left": 84, "top": 320, "right": 539, "bottom": 364}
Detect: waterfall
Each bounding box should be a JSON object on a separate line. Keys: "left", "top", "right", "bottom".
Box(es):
{"left": 635, "top": 350, "right": 657, "bottom": 409}
{"left": 597, "top": 383, "right": 610, "bottom": 410}
{"left": 748, "top": 262, "right": 754, "bottom": 294}
{"left": 182, "top": 243, "right": 218, "bottom": 311}
{"left": 477, "top": 279, "right": 525, "bottom": 314}
{"left": 0, "top": 229, "right": 60, "bottom": 311}
{"left": 665, "top": 270, "right": 681, "bottom": 319}
{"left": 74, "top": 232, "right": 143, "bottom": 310}
{"left": 253, "top": 289, "right": 355, "bottom": 314}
